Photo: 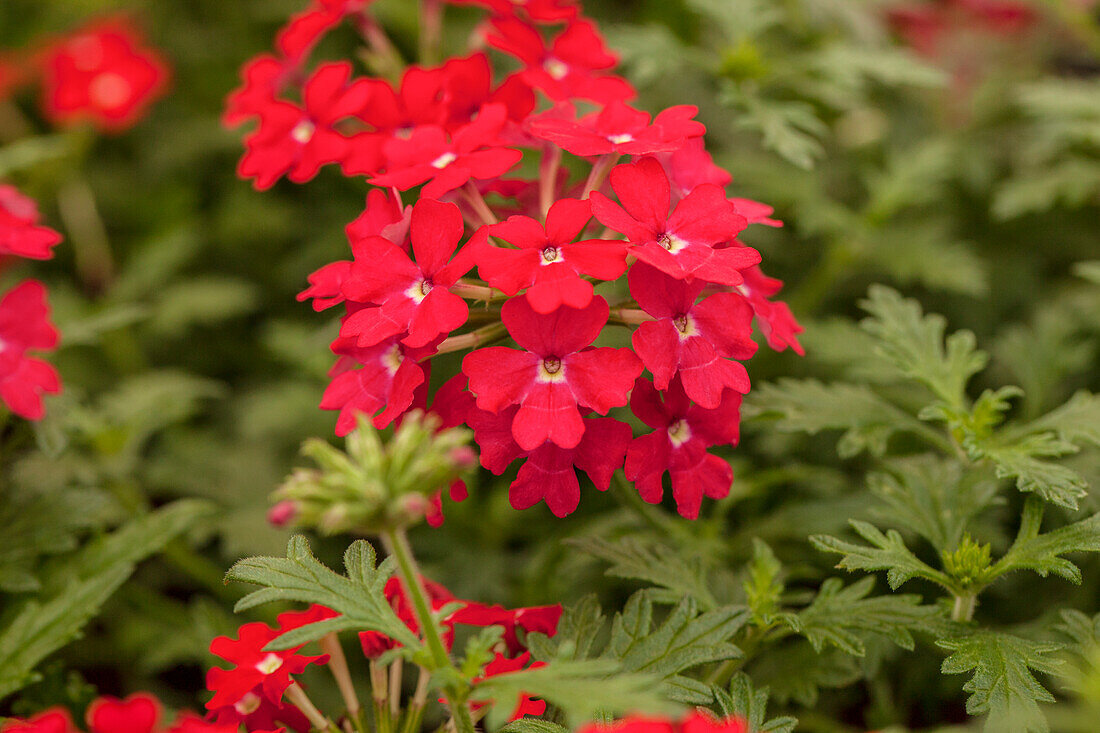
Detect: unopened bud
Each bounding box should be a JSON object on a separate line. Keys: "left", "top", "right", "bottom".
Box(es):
{"left": 449, "top": 445, "right": 476, "bottom": 469}
{"left": 267, "top": 500, "right": 298, "bottom": 527}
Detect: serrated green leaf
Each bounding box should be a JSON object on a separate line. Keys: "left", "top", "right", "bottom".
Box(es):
{"left": 0, "top": 500, "right": 212, "bottom": 701}
{"left": 498, "top": 720, "right": 570, "bottom": 733}
{"left": 859, "top": 285, "right": 987, "bottom": 408}
{"left": 938, "top": 632, "right": 1063, "bottom": 732}
{"left": 1026, "top": 392, "right": 1100, "bottom": 448}
{"left": 744, "top": 379, "right": 921, "bottom": 458}
{"left": 991, "top": 500, "right": 1100, "bottom": 584}
{"left": 606, "top": 590, "right": 747, "bottom": 682}
{"left": 471, "top": 659, "right": 678, "bottom": 729}
{"left": 567, "top": 536, "right": 719, "bottom": 610}
{"left": 747, "top": 641, "right": 862, "bottom": 707}
{"left": 226, "top": 536, "right": 421, "bottom": 651}
{"left": 713, "top": 673, "right": 797, "bottom": 733}
{"left": 811, "top": 520, "right": 952, "bottom": 591}
{"left": 868, "top": 455, "right": 999, "bottom": 553}
{"left": 794, "top": 577, "right": 937, "bottom": 656}
{"left": 744, "top": 539, "right": 785, "bottom": 626}
{"left": 975, "top": 433, "right": 1087, "bottom": 510}
{"left": 526, "top": 595, "right": 605, "bottom": 663}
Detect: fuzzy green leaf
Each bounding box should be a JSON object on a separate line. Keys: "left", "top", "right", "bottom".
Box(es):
{"left": 859, "top": 285, "right": 987, "bottom": 407}
{"left": 1026, "top": 391, "right": 1100, "bottom": 448}
{"left": 606, "top": 590, "right": 747, "bottom": 682}
{"left": 868, "top": 456, "right": 999, "bottom": 553}
{"left": 811, "top": 520, "right": 951, "bottom": 591}
{"left": 713, "top": 673, "right": 798, "bottom": 733}
{"left": 498, "top": 720, "right": 570, "bottom": 733}
{"left": 975, "top": 433, "right": 1087, "bottom": 510}
{"left": 743, "top": 379, "right": 920, "bottom": 458}
{"left": 938, "top": 632, "right": 1063, "bottom": 732}
{"left": 226, "top": 536, "right": 420, "bottom": 651}
{"left": 0, "top": 500, "right": 213, "bottom": 701}
{"left": 567, "top": 536, "right": 719, "bottom": 610}
{"left": 471, "top": 659, "right": 677, "bottom": 729}
{"left": 793, "top": 577, "right": 937, "bottom": 656}
{"left": 992, "top": 500, "right": 1100, "bottom": 583}
{"left": 526, "top": 595, "right": 605, "bottom": 663}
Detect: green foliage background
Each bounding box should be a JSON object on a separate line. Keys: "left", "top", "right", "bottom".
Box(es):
{"left": 0, "top": 0, "right": 1099, "bottom": 731}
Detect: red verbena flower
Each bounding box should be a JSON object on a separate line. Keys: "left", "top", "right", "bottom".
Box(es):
{"left": 462, "top": 295, "right": 641, "bottom": 450}
{"left": 339, "top": 198, "right": 474, "bottom": 348}
{"left": 737, "top": 266, "right": 805, "bottom": 355}
{"left": 369, "top": 103, "right": 522, "bottom": 199}
{"left": 238, "top": 61, "right": 371, "bottom": 189}
{"left": 628, "top": 262, "right": 756, "bottom": 408}
{"left": 624, "top": 376, "right": 741, "bottom": 519}
{"left": 358, "top": 575, "right": 457, "bottom": 657}
{"left": 469, "top": 403, "right": 632, "bottom": 515}
{"left": 0, "top": 280, "right": 61, "bottom": 421}
{"left": 40, "top": 19, "right": 169, "bottom": 132}
{"left": 486, "top": 18, "right": 634, "bottom": 103}
{"left": 591, "top": 157, "right": 760, "bottom": 285}
{"left": 476, "top": 197, "right": 626, "bottom": 313}
{"left": 0, "top": 185, "right": 63, "bottom": 260}
{"left": 528, "top": 101, "right": 703, "bottom": 157}
{"left": 451, "top": 601, "right": 562, "bottom": 656}
{"left": 473, "top": 652, "right": 547, "bottom": 720}
{"left": 321, "top": 334, "right": 435, "bottom": 435}
{"left": 205, "top": 606, "right": 334, "bottom": 713}
{"left": 0, "top": 697, "right": 243, "bottom": 733}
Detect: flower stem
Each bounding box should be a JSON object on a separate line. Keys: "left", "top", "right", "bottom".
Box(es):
{"left": 322, "top": 633, "right": 362, "bottom": 721}
{"left": 451, "top": 281, "right": 497, "bottom": 301}
{"left": 582, "top": 153, "right": 621, "bottom": 198}
{"left": 462, "top": 182, "right": 498, "bottom": 226}
{"left": 434, "top": 321, "right": 508, "bottom": 356}
{"left": 57, "top": 177, "right": 114, "bottom": 294}
{"left": 951, "top": 592, "right": 977, "bottom": 623}
{"left": 380, "top": 529, "right": 475, "bottom": 733}
{"left": 286, "top": 682, "right": 339, "bottom": 733}
{"left": 353, "top": 12, "right": 405, "bottom": 83}
{"left": 388, "top": 657, "right": 404, "bottom": 717}
{"left": 369, "top": 661, "right": 392, "bottom": 733}
{"left": 539, "top": 145, "right": 562, "bottom": 220}
{"left": 419, "top": 0, "right": 444, "bottom": 66}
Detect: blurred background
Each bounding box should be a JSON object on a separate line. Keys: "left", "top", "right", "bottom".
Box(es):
{"left": 0, "top": 0, "right": 1098, "bottom": 730}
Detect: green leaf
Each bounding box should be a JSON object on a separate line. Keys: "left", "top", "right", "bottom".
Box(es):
{"left": 811, "top": 520, "right": 952, "bottom": 591}
{"left": 747, "top": 641, "right": 862, "bottom": 707}
{"left": 724, "top": 87, "right": 827, "bottom": 169}
{"left": 743, "top": 540, "right": 786, "bottom": 627}
{"left": 859, "top": 285, "right": 987, "bottom": 407}
{"left": 606, "top": 590, "right": 747, "bottom": 685}
{"left": 938, "top": 631, "right": 1063, "bottom": 732}
{"left": 714, "top": 673, "right": 797, "bottom": 733}
{"left": 975, "top": 433, "right": 1087, "bottom": 510}
{"left": 526, "top": 595, "right": 605, "bottom": 663}
{"left": 992, "top": 500, "right": 1100, "bottom": 584}
{"left": 226, "top": 536, "right": 421, "bottom": 651}
{"left": 743, "top": 379, "right": 921, "bottom": 458}
{"left": 868, "top": 455, "right": 999, "bottom": 553}
{"left": 1025, "top": 391, "right": 1100, "bottom": 448}
{"left": 793, "top": 577, "right": 937, "bottom": 656}
{"left": 0, "top": 500, "right": 213, "bottom": 701}
{"left": 567, "top": 535, "right": 719, "bottom": 610}
{"left": 498, "top": 720, "right": 570, "bottom": 733}
{"left": 471, "top": 659, "right": 677, "bottom": 729}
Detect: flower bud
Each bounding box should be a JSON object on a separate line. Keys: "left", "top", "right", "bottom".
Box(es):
{"left": 271, "top": 411, "right": 475, "bottom": 534}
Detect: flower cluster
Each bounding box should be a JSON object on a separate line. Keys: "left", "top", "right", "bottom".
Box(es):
{"left": 0, "top": 185, "right": 63, "bottom": 420}
{"left": 205, "top": 585, "right": 561, "bottom": 731}
{"left": 231, "top": 0, "right": 803, "bottom": 519}
{"left": 0, "top": 693, "right": 237, "bottom": 733}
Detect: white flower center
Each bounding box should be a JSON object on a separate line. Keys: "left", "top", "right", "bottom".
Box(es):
{"left": 234, "top": 692, "right": 261, "bottom": 715}
{"left": 658, "top": 232, "right": 688, "bottom": 254}
{"left": 405, "top": 279, "right": 433, "bottom": 304}
{"left": 382, "top": 343, "right": 404, "bottom": 375}
{"left": 539, "top": 246, "right": 561, "bottom": 265}
{"left": 673, "top": 313, "right": 697, "bottom": 340}
{"left": 543, "top": 57, "right": 569, "bottom": 81}
{"left": 255, "top": 653, "right": 284, "bottom": 675}
{"left": 607, "top": 133, "right": 634, "bottom": 145}
{"left": 89, "top": 72, "right": 132, "bottom": 109}
{"left": 291, "top": 120, "right": 316, "bottom": 144}
{"left": 537, "top": 357, "right": 566, "bottom": 382}
{"left": 431, "top": 152, "right": 457, "bottom": 169}
{"left": 668, "top": 419, "right": 692, "bottom": 447}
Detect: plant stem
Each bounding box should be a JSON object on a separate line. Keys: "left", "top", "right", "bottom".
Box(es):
{"left": 389, "top": 657, "right": 403, "bottom": 717}
{"left": 57, "top": 177, "right": 114, "bottom": 294}
{"left": 370, "top": 661, "right": 393, "bottom": 733}
{"left": 381, "top": 529, "right": 475, "bottom": 733}
{"left": 419, "top": 0, "right": 444, "bottom": 66}
{"left": 434, "top": 321, "right": 508, "bottom": 356}
{"left": 539, "top": 145, "right": 562, "bottom": 220}
{"left": 451, "top": 281, "right": 497, "bottom": 301}
{"left": 463, "top": 182, "right": 498, "bottom": 226}
{"left": 582, "top": 153, "right": 621, "bottom": 198}
{"left": 286, "top": 682, "right": 340, "bottom": 733}
{"left": 951, "top": 592, "right": 977, "bottom": 623}
{"left": 322, "top": 633, "right": 362, "bottom": 722}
